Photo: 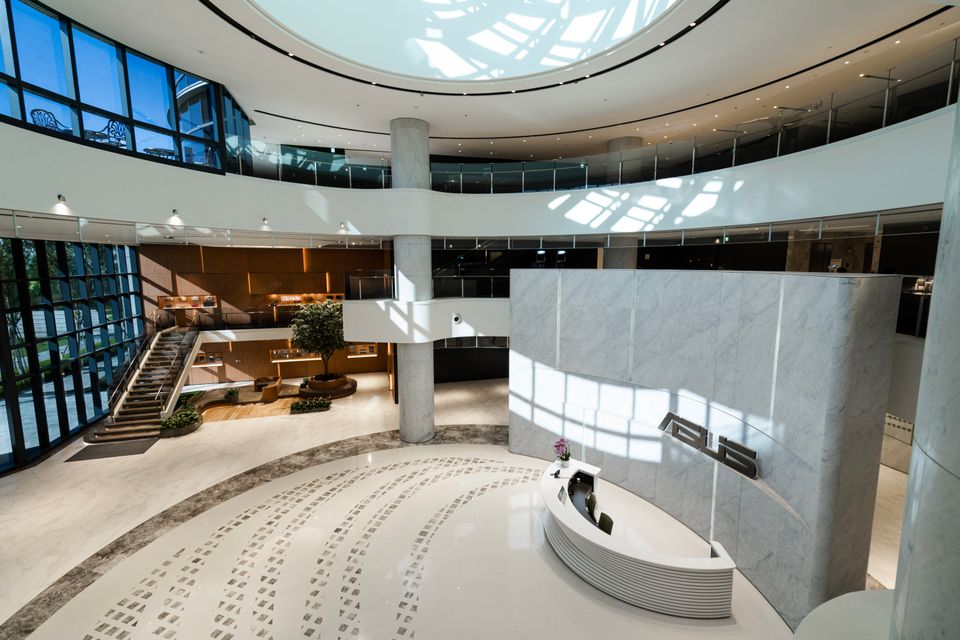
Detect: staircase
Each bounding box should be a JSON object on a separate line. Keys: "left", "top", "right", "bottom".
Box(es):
{"left": 87, "top": 328, "right": 198, "bottom": 443}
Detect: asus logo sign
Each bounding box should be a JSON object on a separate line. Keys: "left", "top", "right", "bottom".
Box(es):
{"left": 658, "top": 412, "right": 759, "bottom": 479}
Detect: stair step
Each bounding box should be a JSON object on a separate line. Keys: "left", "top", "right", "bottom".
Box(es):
{"left": 117, "top": 409, "right": 159, "bottom": 417}
{"left": 102, "top": 424, "right": 161, "bottom": 434}
{"left": 112, "top": 418, "right": 161, "bottom": 427}
{"left": 88, "top": 431, "right": 160, "bottom": 443}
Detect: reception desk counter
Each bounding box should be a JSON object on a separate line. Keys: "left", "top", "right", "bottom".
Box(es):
{"left": 541, "top": 460, "right": 735, "bottom": 619}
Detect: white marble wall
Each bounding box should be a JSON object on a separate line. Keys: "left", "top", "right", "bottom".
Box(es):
{"left": 890, "top": 100, "right": 960, "bottom": 639}
{"left": 508, "top": 269, "right": 901, "bottom": 629}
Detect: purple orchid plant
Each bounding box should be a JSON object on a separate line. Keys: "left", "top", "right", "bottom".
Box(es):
{"left": 553, "top": 437, "right": 571, "bottom": 461}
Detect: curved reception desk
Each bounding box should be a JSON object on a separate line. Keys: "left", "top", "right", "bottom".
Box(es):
{"left": 541, "top": 460, "right": 735, "bottom": 619}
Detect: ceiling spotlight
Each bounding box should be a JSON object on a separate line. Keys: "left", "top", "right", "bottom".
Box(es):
{"left": 262, "top": 217, "right": 269, "bottom": 225}
{"left": 511, "top": 89, "right": 516, "bottom": 93}
{"left": 287, "top": 52, "right": 295, "bottom": 57}
{"left": 584, "top": 74, "right": 590, "bottom": 78}
{"left": 659, "top": 42, "right": 665, "bottom": 47}
{"left": 689, "top": 21, "right": 696, "bottom": 27}
{"left": 339, "top": 222, "right": 346, "bottom": 229}
{"left": 57, "top": 194, "right": 66, "bottom": 203}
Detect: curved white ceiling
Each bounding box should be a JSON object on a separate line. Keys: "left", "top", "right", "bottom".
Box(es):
{"left": 248, "top": 0, "right": 680, "bottom": 82}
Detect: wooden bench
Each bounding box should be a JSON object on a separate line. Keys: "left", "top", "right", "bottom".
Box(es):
{"left": 261, "top": 378, "right": 282, "bottom": 402}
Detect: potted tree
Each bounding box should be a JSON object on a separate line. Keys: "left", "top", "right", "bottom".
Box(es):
{"left": 290, "top": 300, "right": 351, "bottom": 393}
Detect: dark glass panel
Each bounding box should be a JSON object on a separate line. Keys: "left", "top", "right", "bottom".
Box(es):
{"left": 0, "top": 1, "right": 13, "bottom": 76}
{"left": 72, "top": 26, "right": 127, "bottom": 115}
{"left": 23, "top": 90, "right": 78, "bottom": 136}
{"left": 174, "top": 70, "right": 217, "bottom": 140}
{"left": 135, "top": 126, "right": 178, "bottom": 160}
{"left": 15, "top": 379, "right": 40, "bottom": 457}
{"left": 11, "top": 0, "right": 74, "bottom": 97}
{"left": 0, "top": 78, "right": 19, "bottom": 119}
{"left": 82, "top": 110, "right": 131, "bottom": 150}
{"left": 181, "top": 138, "right": 219, "bottom": 169}
{"left": 126, "top": 52, "right": 173, "bottom": 129}
{"left": 0, "top": 239, "right": 13, "bottom": 280}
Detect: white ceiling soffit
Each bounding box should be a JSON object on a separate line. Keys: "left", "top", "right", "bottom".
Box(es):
{"left": 39, "top": 0, "right": 960, "bottom": 158}
{"left": 247, "top": 0, "right": 684, "bottom": 83}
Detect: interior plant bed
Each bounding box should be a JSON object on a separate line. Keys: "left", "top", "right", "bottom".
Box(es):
{"left": 158, "top": 406, "right": 202, "bottom": 438}
{"left": 300, "top": 374, "right": 358, "bottom": 399}
{"left": 291, "top": 396, "right": 332, "bottom": 414}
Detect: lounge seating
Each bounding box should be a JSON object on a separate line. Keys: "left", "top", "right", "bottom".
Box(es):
{"left": 254, "top": 376, "right": 278, "bottom": 392}
{"left": 260, "top": 378, "right": 282, "bottom": 402}
{"left": 586, "top": 492, "right": 598, "bottom": 522}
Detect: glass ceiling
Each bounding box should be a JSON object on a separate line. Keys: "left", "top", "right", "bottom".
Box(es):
{"left": 250, "top": 0, "right": 679, "bottom": 81}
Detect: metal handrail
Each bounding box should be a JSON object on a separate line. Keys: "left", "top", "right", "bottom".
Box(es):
{"left": 151, "top": 315, "right": 199, "bottom": 405}
{"left": 106, "top": 310, "right": 159, "bottom": 410}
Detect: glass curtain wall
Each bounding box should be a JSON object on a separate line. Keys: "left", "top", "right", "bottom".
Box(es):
{"left": 0, "top": 0, "right": 234, "bottom": 171}
{"left": 0, "top": 238, "right": 144, "bottom": 472}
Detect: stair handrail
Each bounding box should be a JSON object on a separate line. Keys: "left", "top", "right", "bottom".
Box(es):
{"left": 151, "top": 314, "right": 200, "bottom": 407}
{"left": 106, "top": 310, "right": 160, "bottom": 412}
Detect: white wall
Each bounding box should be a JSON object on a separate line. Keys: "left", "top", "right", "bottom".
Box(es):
{"left": 0, "top": 107, "right": 952, "bottom": 238}
{"left": 343, "top": 298, "right": 510, "bottom": 343}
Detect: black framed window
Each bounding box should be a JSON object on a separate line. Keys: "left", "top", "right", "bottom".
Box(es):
{"left": 126, "top": 51, "right": 173, "bottom": 129}
{"left": 72, "top": 25, "right": 126, "bottom": 115}
{"left": 10, "top": 0, "right": 73, "bottom": 98}
{"left": 0, "top": 0, "right": 240, "bottom": 173}
{"left": 0, "top": 0, "right": 14, "bottom": 76}
{"left": 0, "top": 238, "right": 144, "bottom": 473}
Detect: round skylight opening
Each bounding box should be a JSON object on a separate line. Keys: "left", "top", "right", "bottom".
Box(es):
{"left": 249, "top": 0, "right": 681, "bottom": 82}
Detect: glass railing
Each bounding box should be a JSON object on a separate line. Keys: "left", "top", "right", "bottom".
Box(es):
{"left": 218, "top": 39, "right": 959, "bottom": 195}
{"left": 433, "top": 275, "right": 510, "bottom": 298}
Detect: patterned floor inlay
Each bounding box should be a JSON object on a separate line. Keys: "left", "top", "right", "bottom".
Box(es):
{"left": 0, "top": 425, "right": 506, "bottom": 640}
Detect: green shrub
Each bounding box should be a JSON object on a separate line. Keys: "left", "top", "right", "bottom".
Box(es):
{"left": 160, "top": 406, "right": 202, "bottom": 430}
{"left": 291, "top": 396, "right": 332, "bottom": 414}
{"left": 224, "top": 387, "right": 240, "bottom": 400}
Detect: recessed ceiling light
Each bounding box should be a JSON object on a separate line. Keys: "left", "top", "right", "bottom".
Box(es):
{"left": 714, "top": 114, "right": 719, "bottom": 118}
{"left": 756, "top": 97, "right": 760, "bottom": 100}
{"left": 522, "top": 139, "right": 526, "bottom": 142}
{"left": 490, "top": 141, "right": 494, "bottom": 144}
{"left": 844, "top": 60, "right": 850, "bottom": 65}
{"left": 785, "top": 85, "right": 790, "bottom": 88}
{"left": 895, "top": 40, "right": 901, "bottom": 44}
{"left": 556, "top": 137, "right": 560, "bottom": 140}
{"left": 458, "top": 142, "right": 461, "bottom": 146}
{"left": 588, "top": 135, "right": 592, "bottom": 138}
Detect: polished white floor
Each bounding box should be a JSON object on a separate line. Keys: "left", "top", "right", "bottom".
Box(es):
{"left": 867, "top": 464, "right": 909, "bottom": 588}
{"left": 30, "top": 445, "right": 791, "bottom": 640}
{"left": 0, "top": 374, "right": 506, "bottom": 623}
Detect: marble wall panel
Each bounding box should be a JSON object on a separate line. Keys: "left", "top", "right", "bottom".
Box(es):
{"left": 631, "top": 270, "right": 723, "bottom": 399}
{"left": 508, "top": 269, "right": 900, "bottom": 630}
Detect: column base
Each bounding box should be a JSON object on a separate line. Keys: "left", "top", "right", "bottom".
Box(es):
{"left": 794, "top": 590, "right": 893, "bottom": 640}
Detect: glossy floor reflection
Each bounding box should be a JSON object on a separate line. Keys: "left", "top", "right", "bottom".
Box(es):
{"left": 30, "top": 446, "right": 790, "bottom": 640}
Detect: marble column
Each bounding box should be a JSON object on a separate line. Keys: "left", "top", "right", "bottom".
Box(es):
{"left": 390, "top": 118, "right": 430, "bottom": 190}
{"left": 390, "top": 117, "right": 435, "bottom": 443}
{"left": 784, "top": 230, "right": 812, "bottom": 271}
{"left": 889, "top": 105, "right": 960, "bottom": 639}
{"left": 606, "top": 136, "right": 644, "bottom": 184}
{"left": 601, "top": 235, "right": 639, "bottom": 269}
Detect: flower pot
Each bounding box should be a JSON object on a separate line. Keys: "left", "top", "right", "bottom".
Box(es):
{"left": 309, "top": 374, "right": 348, "bottom": 392}
{"left": 560, "top": 459, "right": 570, "bottom": 468}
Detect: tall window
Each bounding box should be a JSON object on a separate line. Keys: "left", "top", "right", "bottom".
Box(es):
{"left": 0, "top": 239, "right": 144, "bottom": 473}
{"left": 126, "top": 52, "right": 173, "bottom": 129}
{"left": 10, "top": 0, "right": 73, "bottom": 97}
{"left": 73, "top": 27, "right": 127, "bottom": 115}
{"left": 0, "top": 1, "right": 14, "bottom": 76}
